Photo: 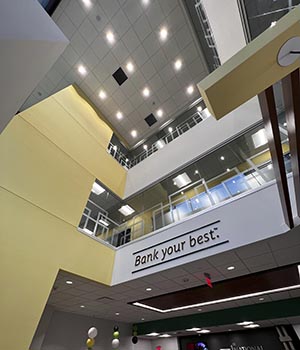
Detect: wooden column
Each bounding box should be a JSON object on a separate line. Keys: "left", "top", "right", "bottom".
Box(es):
{"left": 282, "top": 69, "right": 300, "bottom": 219}
{"left": 258, "top": 86, "right": 294, "bottom": 228}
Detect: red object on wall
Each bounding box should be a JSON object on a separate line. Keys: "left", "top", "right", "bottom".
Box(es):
{"left": 204, "top": 273, "right": 213, "bottom": 288}
{"left": 187, "top": 342, "right": 195, "bottom": 350}
{"left": 156, "top": 346, "right": 162, "bottom": 350}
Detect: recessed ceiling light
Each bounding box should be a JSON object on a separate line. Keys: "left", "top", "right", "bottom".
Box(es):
{"left": 118, "top": 205, "right": 135, "bottom": 216}
{"left": 141, "top": 318, "right": 145, "bottom": 321}
{"left": 116, "top": 111, "right": 123, "bottom": 120}
{"left": 252, "top": 129, "right": 268, "bottom": 148}
{"left": 198, "top": 308, "right": 202, "bottom": 312}
{"left": 126, "top": 158, "right": 129, "bottom": 162}
{"left": 270, "top": 21, "right": 277, "bottom": 28}
{"left": 244, "top": 324, "right": 260, "bottom": 329}
{"left": 131, "top": 130, "right": 137, "bottom": 138}
{"left": 82, "top": 0, "right": 92, "bottom": 8}
{"left": 106, "top": 30, "right": 115, "bottom": 44}
{"left": 237, "top": 321, "right": 253, "bottom": 326}
{"left": 173, "top": 173, "right": 192, "bottom": 188}
{"left": 198, "top": 329, "right": 211, "bottom": 334}
{"left": 142, "top": 87, "right": 150, "bottom": 97}
{"left": 186, "top": 328, "right": 201, "bottom": 332}
{"left": 227, "top": 266, "right": 235, "bottom": 271}
{"left": 78, "top": 64, "right": 87, "bottom": 76}
{"left": 146, "top": 287, "right": 152, "bottom": 291}
{"left": 284, "top": 122, "right": 287, "bottom": 127}
{"left": 197, "top": 106, "right": 203, "bottom": 112}
{"left": 259, "top": 297, "right": 264, "bottom": 301}
{"left": 187, "top": 85, "right": 194, "bottom": 95}
{"left": 157, "top": 140, "right": 165, "bottom": 149}
{"left": 156, "top": 109, "right": 163, "bottom": 117}
{"left": 143, "top": 144, "right": 148, "bottom": 150}
{"left": 66, "top": 280, "right": 73, "bottom": 285}
{"left": 159, "top": 27, "right": 168, "bottom": 41}
{"left": 168, "top": 127, "right": 173, "bottom": 133}
{"left": 113, "top": 145, "right": 117, "bottom": 151}
{"left": 99, "top": 218, "right": 109, "bottom": 227}
{"left": 226, "top": 168, "right": 230, "bottom": 172}
{"left": 147, "top": 332, "right": 159, "bottom": 336}
{"left": 220, "top": 156, "right": 225, "bottom": 160}
{"left": 195, "top": 170, "right": 199, "bottom": 174}
{"left": 174, "top": 59, "right": 182, "bottom": 71}
{"left": 126, "top": 61, "right": 134, "bottom": 73}
{"left": 92, "top": 182, "right": 105, "bottom": 195}
{"left": 80, "top": 305, "right": 85, "bottom": 308}
{"left": 99, "top": 90, "right": 107, "bottom": 100}
{"left": 141, "top": 0, "right": 150, "bottom": 6}
{"left": 159, "top": 334, "right": 171, "bottom": 338}
{"left": 115, "top": 312, "right": 120, "bottom": 316}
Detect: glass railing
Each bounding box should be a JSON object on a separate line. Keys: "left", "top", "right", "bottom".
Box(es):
{"left": 78, "top": 149, "right": 291, "bottom": 248}
{"left": 107, "top": 108, "right": 210, "bottom": 169}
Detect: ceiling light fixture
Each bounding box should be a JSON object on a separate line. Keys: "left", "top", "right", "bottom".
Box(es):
{"left": 226, "top": 168, "right": 230, "bottom": 172}
{"left": 143, "top": 145, "right": 148, "bottom": 150}
{"left": 82, "top": 0, "right": 92, "bottom": 8}
{"left": 146, "top": 287, "right": 152, "bottom": 291}
{"left": 141, "top": 0, "right": 150, "bottom": 6}
{"left": 83, "top": 228, "right": 94, "bottom": 235}
{"left": 220, "top": 156, "right": 225, "bottom": 160}
{"left": 126, "top": 61, "right": 134, "bottom": 73}
{"left": 115, "top": 312, "right": 120, "bottom": 316}
{"left": 66, "top": 280, "right": 73, "bottom": 285}
{"left": 270, "top": 21, "right": 277, "bottom": 28}
{"left": 118, "top": 205, "right": 135, "bottom": 216}
{"left": 159, "top": 334, "right": 171, "bottom": 338}
{"left": 99, "top": 219, "right": 109, "bottom": 227}
{"left": 259, "top": 297, "right": 264, "bottom": 301}
{"left": 147, "top": 332, "right": 159, "bottom": 336}
{"left": 195, "top": 170, "right": 199, "bottom": 174}
{"left": 80, "top": 305, "right": 85, "bottom": 308}
{"left": 92, "top": 182, "right": 105, "bottom": 195}
{"left": 78, "top": 64, "right": 87, "bottom": 76}
{"left": 244, "top": 324, "right": 260, "bottom": 329}
{"left": 99, "top": 90, "right": 107, "bottom": 100}
{"left": 106, "top": 30, "right": 115, "bottom": 44}
{"left": 156, "top": 109, "right": 163, "bottom": 117}
{"left": 174, "top": 59, "right": 182, "bottom": 71}
{"left": 186, "top": 328, "right": 201, "bottom": 332}
{"left": 142, "top": 87, "right": 150, "bottom": 97}
{"left": 236, "top": 321, "right": 254, "bottom": 326}
{"left": 252, "top": 129, "right": 268, "bottom": 148}
{"left": 198, "top": 330, "right": 211, "bottom": 334}
{"left": 284, "top": 122, "right": 287, "bottom": 127}
{"left": 141, "top": 318, "right": 145, "bottom": 321}
{"left": 159, "top": 27, "right": 168, "bottom": 41}
{"left": 173, "top": 173, "right": 192, "bottom": 188}
{"left": 197, "top": 106, "right": 203, "bottom": 112}
{"left": 157, "top": 140, "right": 165, "bottom": 149}
{"left": 227, "top": 266, "right": 235, "bottom": 271}
{"left": 187, "top": 85, "right": 194, "bottom": 95}
{"left": 168, "top": 127, "right": 173, "bottom": 133}
{"left": 116, "top": 111, "right": 123, "bottom": 120}
{"left": 131, "top": 130, "right": 137, "bottom": 138}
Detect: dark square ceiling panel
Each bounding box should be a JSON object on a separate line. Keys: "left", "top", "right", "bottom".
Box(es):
{"left": 112, "top": 67, "right": 128, "bottom": 86}
{"left": 145, "top": 113, "right": 157, "bottom": 127}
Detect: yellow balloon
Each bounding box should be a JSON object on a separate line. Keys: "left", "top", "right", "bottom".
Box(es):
{"left": 86, "top": 338, "right": 95, "bottom": 348}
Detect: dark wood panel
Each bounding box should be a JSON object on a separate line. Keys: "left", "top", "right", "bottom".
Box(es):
{"left": 131, "top": 265, "right": 299, "bottom": 310}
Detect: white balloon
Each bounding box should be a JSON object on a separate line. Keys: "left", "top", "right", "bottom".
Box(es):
{"left": 112, "top": 338, "right": 120, "bottom": 349}
{"left": 88, "top": 327, "right": 98, "bottom": 339}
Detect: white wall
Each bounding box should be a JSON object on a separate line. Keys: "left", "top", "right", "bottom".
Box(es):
{"left": 0, "top": 0, "right": 68, "bottom": 133}
{"left": 114, "top": 178, "right": 289, "bottom": 284}
{"left": 293, "top": 324, "right": 300, "bottom": 340}
{"left": 125, "top": 98, "right": 261, "bottom": 198}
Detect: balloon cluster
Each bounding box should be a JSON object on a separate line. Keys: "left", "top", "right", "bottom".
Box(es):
{"left": 132, "top": 324, "right": 138, "bottom": 344}
{"left": 112, "top": 326, "right": 120, "bottom": 349}
{"left": 86, "top": 327, "right": 98, "bottom": 349}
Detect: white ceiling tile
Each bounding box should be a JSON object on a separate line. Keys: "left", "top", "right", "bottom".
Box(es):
{"left": 52, "top": 56, "right": 71, "bottom": 77}
{"left": 46, "top": 68, "right": 63, "bottom": 86}
{"left": 122, "top": 0, "right": 143, "bottom": 25}
{"left": 172, "top": 90, "right": 187, "bottom": 109}
{"left": 65, "top": 0, "right": 87, "bottom": 27}
{"left": 145, "top": 0, "right": 165, "bottom": 30}
{"left": 176, "top": 67, "right": 192, "bottom": 86}
{"left": 70, "top": 31, "right": 89, "bottom": 56}
{"left": 148, "top": 73, "right": 164, "bottom": 92}
{"left": 122, "top": 28, "right": 141, "bottom": 53}
{"left": 159, "top": 63, "right": 174, "bottom": 83}
{"left": 132, "top": 44, "right": 148, "bottom": 68}
{"left": 137, "top": 103, "right": 151, "bottom": 118}
{"left": 167, "top": 6, "right": 186, "bottom": 33}
{"left": 111, "top": 41, "right": 130, "bottom": 65}
{"left": 130, "top": 70, "right": 147, "bottom": 90}
{"left": 111, "top": 9, "right": 131, "bottom": 38}
{"left": 184, "top": 41, "right": 200, "bottom": 65}
{"left": 143, "top": 32, "right": 160, "bottom": 57}
{"left": 133, "top": 14, "right": 152, "bottom": 42}
{"left": 64, "top": 67, "right": 84, "bottom": 85}
{"left": 151, "top": 49, "right": 168, "bottom": 71}
{"left": 83, "top": 72, "right": 100, "bottom": 93}
{"left": 78, "top": 17, "right": 98, "bottom": 45}
{"left": 236, "top": 242, "right": 271, "bottom": 259}
{"left": 62, "top": 45, "right": 80, "bottom": 66}
{"left": 157, "top": 86, "right": 171, "bottom": 104}
{"left": 269, "top": 231, "right": 300, "bottom": 251}
{"left": 121, "top": 79, "right": 136, "bottom": 98}
{"left": 101, "top": 52, "right": 120, "bottom": 74}
{"left": 244, "top": 253, "right": 276, "bottom": 269}
{"left": 128, "top": 110, "right": 142, "bottom": 123}
{"left": 100, "top": 0, "right": 120, "bottom": 20}
{"left": 52, "top": 4, "right": 63, "bottom": 21}
{"left": 120, "top": 99, "right": 134, "bottom": 115}
{"left": 103, "top": 75, "right": 119, "bottom": 95}
{"left": 112, "top": 89, "right": 127, "bottom": 106}
{"left": 160, "top": 0, "right": 179, "bottom": 17}
{"left": 130, "top": 91, "right": 144, "bottom": 108}
{"left": 141, "top": 60, "right": 157, "bottom": 81}
{"left": 91, "top": 35, "right": 110, "bottom": 60}
{"left": 56, "top": 12, "right": 76, "bottom": 40}
{"left": 273, "top": 245, "right": 300, "bottom": 266}
{"left": 93, "top": 61, "right": 110, "bottom": 82}
{"left": 162, "top": 97, "right": 178, "bottom": 115}
{"left": 88, "top": 4, "right": 109, "bottom": 33}
{"left": 81, "top": 47, "right": 100, "bottom": 71}
{"left": 163, "top": 37, "right": 180, "bottom": 61}
{"left": 175, "top": 24, "right": 193, "bottom": 51}
{"left": 38, "top": 76, "right": 55, "bottom": 95}
{"left": 104, "top": 96, "right": 119, "bottom": 114}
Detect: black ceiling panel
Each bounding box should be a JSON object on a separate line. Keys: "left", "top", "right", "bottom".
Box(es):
{"left": 112, "top": 67, "right": 128, "bottom": 86}
{"left": 145, "top": 113, "right": 157, "bottom": 127}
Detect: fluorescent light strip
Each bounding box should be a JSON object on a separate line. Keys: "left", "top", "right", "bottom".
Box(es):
{"left": 133, "top": 284, "right": 300, "bottom": 313}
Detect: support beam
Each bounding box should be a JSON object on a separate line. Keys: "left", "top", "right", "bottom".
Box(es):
{"left": 258, "top": 86, "right": 294, "bottom": 228}
{"left": 282, "top": 69, "right": 300, "bottom": 220}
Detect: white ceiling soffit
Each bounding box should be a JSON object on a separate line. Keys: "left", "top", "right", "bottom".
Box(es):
{"left": 0, "top": 0, "right": 68, "bottom": 133}
{"left": 21, "top": 0, "right": 209, "bottom": 146}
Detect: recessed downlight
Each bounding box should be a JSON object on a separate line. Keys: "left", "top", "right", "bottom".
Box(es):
{"left": 99, "top": 90, "right": 107, "bottom": 100}
{"left": 116, "top": 111, "right": 123, "bottom": 120}
{"left": 244, "top": 324, "right": 260, "bottom": 329}
{"left": 142, "top": 87, "right": 150, "bottom": 97}
{"left": 237, "top": 321, "right": 253, "bottom": 326}
{"left": 80, "top": 305, "right": 85, "bottom": 308}
{"left": 226, "top": 168, "right": 230, "bottom": 172}
{"left": 168, "top": 127, "right": 173, "bottom": 133}
{"left": 220, "top": 156, "right": 225, "bottom": 160}
{"left": 146, "top": 287, "right": 152, "bottom": 291}
{"left": 115, "top": 312, "right": 120, "bottom": 316}
{"left": 143, "top": 145, "right": 148, "bottom": 150}
{"left": 131, "top": 130, "right": 137, "bottom": 138}
{"left": 147, "top": 332, "right": 159, "bottom": 336}
{"left": 197, "top": 106, "right": 203, "bottom": 112}
{"left": 159, "top": 27, "right": 168, "bottom": 41}
{"left": 78, "top": 64, "right": 87, "bottom": 76}
{"left": 186, "top": 85, "right": 194, "bottom": 95}
{"left": 156, "top": 109, "right": 163, "bottom": 117}
{"left": 227, "top": 266, "right": 235, "bottom": 271}
{"left": 186, "top": 328, "right": 201, "bottom": 331}
{"left": 106, "top": 30, "right": 115, "bottom": 44}
{"left": 174, "top": 59, "right": 182, "bottom": 71}
{"left": 82, "top": 0, "right": 92, "bottom": 8}
{"left": 198, "top": 329, "right": 210, "bottom": 334}
{"left": 66, "top": 280, "right": 73, "bottom": 285}
{"left": 126, "top": 61, "right": 135, "bottom": 73}
{"left": 159, "top": 334, "right": 171, "bottom": 338}
{"left": 259, "top": 297, "right": 264, "bottom": 301}
{"left": 118, "top": 205, "right": 135, "bottom": 216}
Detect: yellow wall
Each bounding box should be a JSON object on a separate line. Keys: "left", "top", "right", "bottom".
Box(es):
{"left": 0, "top": 86, "right": 126, "bottom": 350}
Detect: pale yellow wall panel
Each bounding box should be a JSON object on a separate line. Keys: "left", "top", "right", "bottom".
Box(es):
{"left": 53, "top": 86, "right": 113, "bottom": 149}
{"left": 0, "top": 187, "right": 115, "bottom": 350}
{"left": 0, "top": 116, "right": 93, "bottom": 227}
{"left": 198, "top": 7, "right": 300, "bottom": 119}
